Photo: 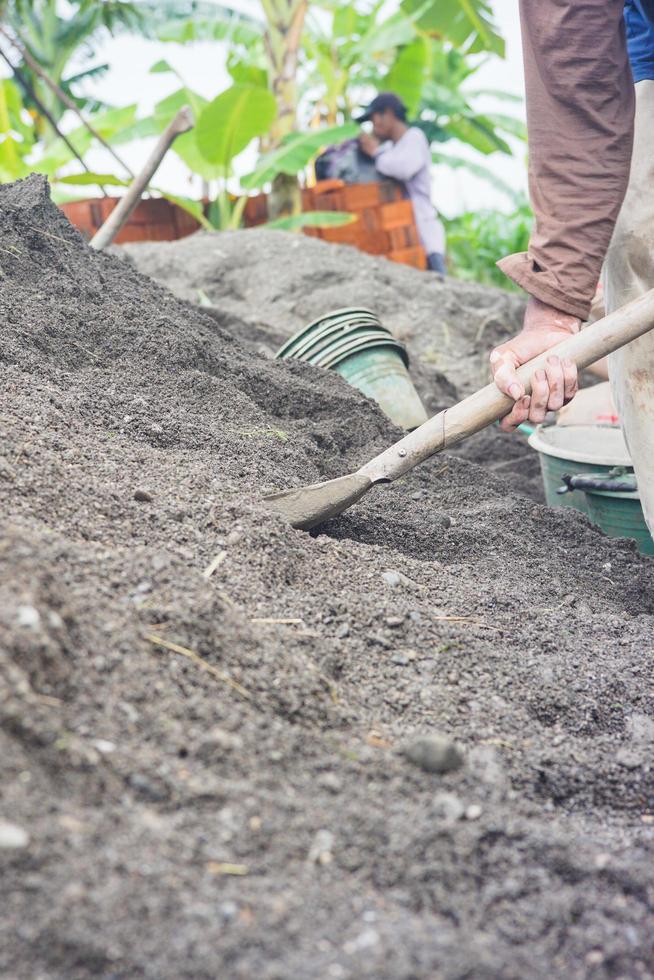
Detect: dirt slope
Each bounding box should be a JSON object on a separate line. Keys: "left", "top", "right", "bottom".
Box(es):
{"left": 123, "top": 228, "right": 543, "bottom": 498}
{"left": 1, "top": 176, "right": 653, "bottom": 980}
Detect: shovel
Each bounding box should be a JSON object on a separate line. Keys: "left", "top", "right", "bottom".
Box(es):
{"left": 264, "top": 288, "right": 654, "bottom": 530}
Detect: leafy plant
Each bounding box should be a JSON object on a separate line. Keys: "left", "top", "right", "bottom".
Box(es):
{"left": 400, "top": 0, "right": 504, "bottom": 56}
{"left": 0, "top": 77, "right": 36, "bottom": 181}
{"left": 0, "top": 0, "right": 254, "bottom": 141}
{"left": 102, "top": 63, "right": 357, "bottom": 230}
{"left": 157, "top": 0, "right": 520, "bottom": 209}
{"left": 444, "top": 199, "right": 533, "bottom": 290}
{"left": 241, "top": 123, "right": 358, "bottom": 189}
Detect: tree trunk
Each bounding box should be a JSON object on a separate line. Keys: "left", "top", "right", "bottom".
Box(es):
{"left": 262, "top": 0, "right": 308, "bottom": 220}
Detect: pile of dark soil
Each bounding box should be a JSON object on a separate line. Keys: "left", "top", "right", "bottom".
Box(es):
{"left": 123, "top": 229, "right": 547, "bottom": 499}
{"left": 1, "top": 176, "right": 653, "bottom": 980}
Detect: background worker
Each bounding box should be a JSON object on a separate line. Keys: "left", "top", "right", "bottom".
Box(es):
{"left": 356, "top": 92, "right": 447, "bottom": 278}
{"left": 491, "top": 0, "right": 654, "bottom": 534}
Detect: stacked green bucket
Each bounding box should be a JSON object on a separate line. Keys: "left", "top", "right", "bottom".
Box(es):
{"left": 275, "top": 308, "right": 428, "bottom": 430}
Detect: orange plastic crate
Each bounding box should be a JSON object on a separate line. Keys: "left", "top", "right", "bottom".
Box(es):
{"left": 388, "top": 225, "right": 420, "bottom": 249}
{"left": 358, "top": 207, "right": 381, "bottom": 231}
{"left": 312, "top": 191, "right": 345, "bottom": 211}
{"left": 357, "top": 230, "right": 392, "bottom": 255}
{"left": 319, "top": 221, "right": 361, "bottom": 245}
{"left": 378, "top": 199, "right": 415, "bottom": 230}
{"left": 339, "top": 183, "right": 382, "bottom": 210}
{"left": 379, "top": 181, "right": 405, "bottom": 203}
{"left": 311, "top": 179, "right": 345, "bottom": 196}
{"left": 387, "top": 246, "right": 427, "bottom": 270}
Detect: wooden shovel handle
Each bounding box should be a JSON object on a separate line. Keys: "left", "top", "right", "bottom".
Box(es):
{"left": 90, "top": 106, "right": 194, "bottom": 251}
{"left": 361, "top": 287, "right": 654, "bottom": 484}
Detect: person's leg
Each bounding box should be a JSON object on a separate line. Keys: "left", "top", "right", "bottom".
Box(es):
{"left": 427, "top": 252, "right": 446, "bottom": 277}
{"left": 604, "top": 79, "right": 654, "bottom": 534}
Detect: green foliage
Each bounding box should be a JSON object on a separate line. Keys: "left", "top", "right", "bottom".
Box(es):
{"left": 196, "top": 85, "right": 277, "bottom": 172}
{"left": 241, "top": 123, "right": 359, "bottom": 189}
{"left": 384, "top": 36, "right": 431, "bottom": 117}
{"left": 0, "top": 78, "right": 35, "bottom": 181}
{"left": 444, "top": 200, "right": 533, "bottom": 290}
{"left": 150, "top": 2, "right": 261, "bottom": 45}
{"left": 297, "top": 1, "right": 523, "bottom": 197}
{"left": 401, "top": 0, "right": 504, "bottom": 56}
{"left": 0, "top": 0, "right": 528, "bottom": 267}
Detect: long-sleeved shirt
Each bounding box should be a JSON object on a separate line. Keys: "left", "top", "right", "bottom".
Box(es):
{"left": 374, "top": 128, "right": 445, "bottom": 255}
{"left": 498, "top": 0, "right": 654, "bottom": 320}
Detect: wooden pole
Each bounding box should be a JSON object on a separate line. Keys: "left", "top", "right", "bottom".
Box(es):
{"left": 89, "top": 107, "right": 194, "bottom": 251}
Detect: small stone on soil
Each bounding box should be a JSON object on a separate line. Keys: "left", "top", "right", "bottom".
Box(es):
{"left": 200, "top": 727, "right": 244, "bottom": 755}
{"left": 92, "top": 739, "right": 116, "bottom": 755}
{"left": 385, "top": 615, "right": 405, "bottom": 628}
{"left": 0, "top": 820, "right": 30, "bottom": 850}
{"left": 615, "top": 748, "right": 642, "bottom": 770}
{"left": 317, "top": 773, "right": 342, "bottom": 794}
{"left": 133, "top": 488, "right": 153, "bottom": 502}
{"left": 308, "top": 829, "right": 334, "bottom": 865}
{"left": 432, "top": 792, "right": 465, "bottom": 823}
{"left": 16, "top": 604, "right": 40, "bottom": 629}
{"left": 381, "top": 570, "right": 417, "bottom": 590}
{"left": 401, "top": 734, "right": 464, "bottom": 774}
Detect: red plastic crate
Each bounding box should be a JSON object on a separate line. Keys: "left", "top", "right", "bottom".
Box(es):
{"left": 174, "top": 207, "right": 202, "bottom": 237}
{"left": 243, "top": 193, "right": 268, "bottom": 227}
{"left": 112, "top": 224, "right": 153, "bottom": 243}
{"left": 60, "top": 197, "right": 202, "bottom": 244}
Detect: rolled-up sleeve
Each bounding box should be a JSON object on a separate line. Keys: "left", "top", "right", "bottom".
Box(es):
{"left": 498, "top": 0, "right": 636, "bottom": 320}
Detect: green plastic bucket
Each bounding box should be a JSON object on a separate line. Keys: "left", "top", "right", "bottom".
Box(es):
{"left": 301, "top": 327, "right": 396, "bottom": 366}
{"left": 333, "top": 344, "right": 428, "bottom": 430}
{"left": 585, "top": 484, "right": 654, "bottom": 555}
{"left": 528, "top": 425, "right": 632, "bottom": 515}
{"left": 276, "top": 308, "right": 383, "bottom": 359}
{"left": 276, "top": 308, "right": 428, "bottom": 430}
{"left": 528, "top": 424, "right": 653, "bottom": 553}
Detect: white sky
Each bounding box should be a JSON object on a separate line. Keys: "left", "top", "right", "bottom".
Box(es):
{"left": 9, "top": 0, "right": 528, "bottom": 216}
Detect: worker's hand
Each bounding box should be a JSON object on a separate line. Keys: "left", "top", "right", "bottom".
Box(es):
{"left": 358, "top": 132, "right": 380, "bottom": 157}
{"left": 490, "top": 296, "right": 581, "bottom": 432}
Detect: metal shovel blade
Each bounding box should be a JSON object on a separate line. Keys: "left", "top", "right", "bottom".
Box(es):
{"left": 264, "top": 472, "right": 373, "bottom": 530}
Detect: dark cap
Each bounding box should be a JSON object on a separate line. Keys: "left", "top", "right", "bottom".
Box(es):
{"left": 355, "top": 92, "right": 408, "bottom": 124}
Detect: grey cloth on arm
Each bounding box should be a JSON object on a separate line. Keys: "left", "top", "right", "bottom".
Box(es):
{"left": 498, "top": 0, "right": 635, "bottom": 320}
{"left": 374, "top": 127, "right": 446, "bottom": 255}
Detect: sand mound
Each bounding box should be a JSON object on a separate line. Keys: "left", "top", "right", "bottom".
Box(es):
{"left": 124, "top": 228, "right": 543, "bottom": 496}
{"left": 1, "top": 175, "right": 653, "bottom": 980}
